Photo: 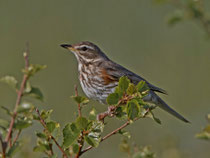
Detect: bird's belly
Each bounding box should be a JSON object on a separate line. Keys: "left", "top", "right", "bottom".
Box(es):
{"left": 79, "top": 78, "right": 117, "bottom": 104}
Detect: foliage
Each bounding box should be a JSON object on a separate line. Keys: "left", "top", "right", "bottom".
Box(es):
{"left": 0, "top": 50, "right": 46, "bottom": 158}
{"left": 196, "top": 114, "right": 210, "bottom": 141}
{"left": 153, "top": 0, "right": 210, "bottom": 36}
{"left": 119, "top": 139, "right": 155, "bottom": 158}
{"left": 0, "top": 49, "right": 161, "bottom": 157}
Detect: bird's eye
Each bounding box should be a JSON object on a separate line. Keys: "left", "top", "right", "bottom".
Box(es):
{"left": 81, "top": 46, "right": 88, "bottom": 51}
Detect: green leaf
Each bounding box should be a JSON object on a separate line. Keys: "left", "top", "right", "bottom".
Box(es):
{"left": 22, "top": 64, "right": 47, "bottom": 77}
{"left": 14, "top": 119, "right": 32, "bottom": 129}
{"left": 72, "top": 143, "right": 79, "bottom": 154}
{"left": 36, "top": 132, "right": 47, "bottom": 140}
{"left": 0, "top": 76, "right": 18, "bottom": 89}
{"left": 46, "top": 121, "right": 56, "bottom": 133}
{"left": 167, "top": 10, "right": 183, "bottom": 26}
{"left": 118, "top": 76, "right": 130, "bottom": 93}
{"left": 119, "top": 139, "right": 130, "bottom": 153}
{"left": 127, "top": 83, "right": 136, "bottom": 95}
{"left": 0, "top": 119, "right": 9, "bottom": 129}
{"left": 133, "top": 146, "right": 155, "bottom": 158}
{"left": 119, "top": 130, "right": 131, "bottom": 139}
{"left": 126, "top": 100, "right": 140, "bottom": 120}
{"left": 76, "top": 117, "right": 89, "bottom": 130}
{"left": 147, "top": 111, "right": 161, "bottom": 124}
{"left": 115, "top": 106, "right": 127, "bottom": 120}
{"left": 1, "top": 106, "right": 12, "bottom": 116}
{"left": 72, "top": 96, "right": 89, "bottom": 104}
{"left": 17, "top": 102, "right": 34, "bottom": 113}
{"left": 89, "top": 108, "right": 97, "bottom": 121}
{"left": 62, "top": 123, "right": 80, "bottom": 148}
{"left": 24, "top": 81, "right": 32, "bottom": 93}
{"left": 7, "top": 141, "right": 22, "bottom": 157}
{"left": 106, "top": 93, "right": 120, "bottom": 105}
{"left": 136, "top": 81, "right": 149, "bottom": 93}
{"left": 24, "top": 87, "right": 44, "bottom": 101}
{"left": 85, "top": 121, "right": 104, "bottom": 147}
{"left": 33, "top": 143, "right": 50, "bottom": 152}
{"left": 196, "top": 125, "right": 210, "bottom": 140}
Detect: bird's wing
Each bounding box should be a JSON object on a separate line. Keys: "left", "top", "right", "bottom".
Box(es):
{"left": 102, "top": 61, "right": 167, "bottom": 94}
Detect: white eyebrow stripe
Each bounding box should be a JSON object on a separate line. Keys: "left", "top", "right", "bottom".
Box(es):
{"left": 75, "top": 45, "right": 94, "bottom": 50}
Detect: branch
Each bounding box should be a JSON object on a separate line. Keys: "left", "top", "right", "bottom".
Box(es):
{"left": 74, "top": 85, "right": 84, "bottom": 158}
{"left": 80, "top": 109, "right": 150, "bottom": 155}
{"left": 35, "top": 108, "right": 68, "bottom": 158}
{"left": 74, "top": 85, "right": 82, "bottom": 117}
{"left": 4, "top": 44, "right": 30, "bottom": 156}
{"left": 12, "top": 130, "right": 21, "bottom": 146}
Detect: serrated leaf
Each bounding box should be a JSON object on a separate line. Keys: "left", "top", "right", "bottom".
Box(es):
{"left": 46, "top": 121, "right": 56, "bottom": 133}
{"left": 14, "top": 119, "right": 32, "bottom": 129}
{"left": 106, "top": 93, "right": 120, "bottom": 105}
{"left": 127, "top": 83, "right": 136, "bottom": 95}
{"left": 63, "top": 123, "right": 80, "bottom": 148}
{"left": 72, "top": 96, "right": 89, "bottom": 104}
{"left": 89, "top": 108, "right": 97, "bottom": 121}
{"left": 126, "top": 100, "right": 140, "bottom": 120}
{"left": 76, "top": 117, "right": 89, "bottom": 130}
{"left": 7, "top": 141, "right": 22, "bottom": 157}
{"left": 118, "top": 76, "right": 130, "bottom": 93}
{"left": 0, "top": 76, "right": 18, "bottom": 89}
{"left": 85, "top": 121, "right": 104, "bottom": 147}
{"left": 24, "top": 87, "right": 44, "bottom": 101}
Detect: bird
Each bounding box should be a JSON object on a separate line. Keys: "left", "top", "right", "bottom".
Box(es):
{"left": 60, "top": 41, "right": 189, "bottom": 123}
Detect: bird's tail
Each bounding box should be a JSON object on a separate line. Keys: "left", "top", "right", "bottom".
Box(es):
{"left": 149, "top": 91, "right": 190, "bottom": 123}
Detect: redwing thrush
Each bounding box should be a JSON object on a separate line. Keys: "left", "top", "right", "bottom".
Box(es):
{"left": 61, "top": 41, "right": 189, "bottom": 123}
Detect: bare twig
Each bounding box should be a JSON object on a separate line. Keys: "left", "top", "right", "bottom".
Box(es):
{"left": 74, "top": 85, "right": 82, "bottom": 117}
{"left": 35, "top": 108, "right": 68, "bottom": 158}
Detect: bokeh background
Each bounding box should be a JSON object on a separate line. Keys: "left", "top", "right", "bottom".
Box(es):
{"left": 0, "top": 0, "right": 210, "bottom": 157}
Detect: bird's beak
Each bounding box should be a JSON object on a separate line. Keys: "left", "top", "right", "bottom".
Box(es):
{"left": 60, "top": 44, "right": 77, "bottom": 52}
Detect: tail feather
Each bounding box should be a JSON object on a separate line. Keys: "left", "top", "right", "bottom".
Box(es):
{"left": 149, "top": 91, "right": 190, "bottom": 123}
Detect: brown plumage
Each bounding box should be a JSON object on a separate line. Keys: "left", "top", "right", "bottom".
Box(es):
{"left": 61, "top": 41, "right": 189, "bottom": 123}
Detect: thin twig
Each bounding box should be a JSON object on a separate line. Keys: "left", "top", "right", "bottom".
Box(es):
{"left": 35, "top": 108, "right": 68, "bottom": 158}
{"left": 12, "top": 130, "right": 21, "bottom": 146}
{"left": 74, "top": 85, "right": 82, "bottom": 117}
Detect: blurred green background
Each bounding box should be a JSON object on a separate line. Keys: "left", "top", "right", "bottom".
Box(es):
{"left": 0, "top": 0, "right": 210, "bottom": 157}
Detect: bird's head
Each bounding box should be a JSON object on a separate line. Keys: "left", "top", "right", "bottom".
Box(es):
{"left": 60, "top": 41, "right": 109, "bottom": 63}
